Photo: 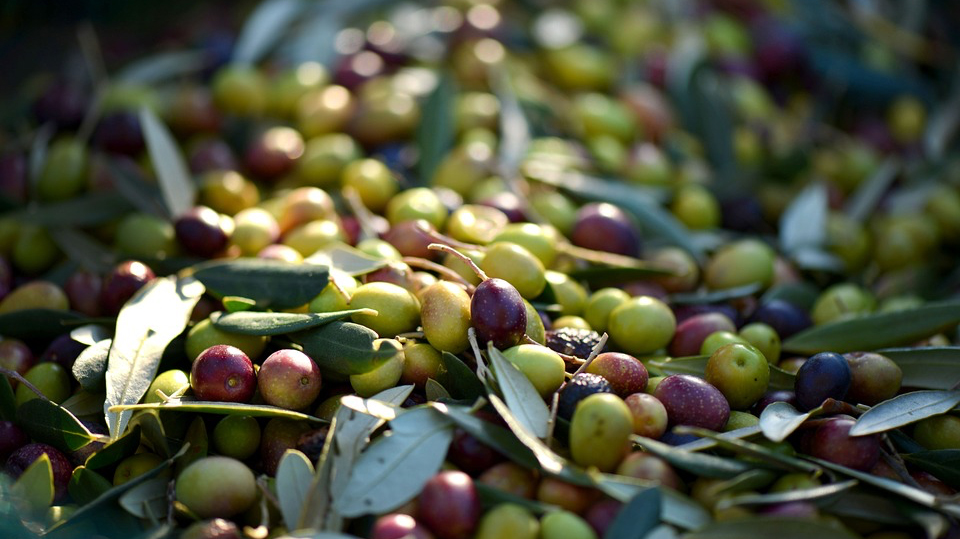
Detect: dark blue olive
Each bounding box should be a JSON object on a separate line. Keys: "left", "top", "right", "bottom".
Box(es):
{"left": 749, "top": 299, "right": 812, "bottom": 339}
{"left": 557, "top": 373, "right": 613, "bottom": 421}
{"left": 794, "top": 352, "right": 851, "bottom": 411}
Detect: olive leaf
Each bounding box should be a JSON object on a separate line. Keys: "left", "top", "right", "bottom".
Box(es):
{"left": 116, "top": 50, "right": 209, "bottom": 84}
{"left": 293, "top": 321, "right": 397, "bottom": 375}
{"left": 672, "top": 425, "right": 761, "bottom": 453}
{"left": 305, "top": 243, "right": 388, "bottom": 276}
{"left": 487, "top": 344, "right": 550, "bottom": 438}
{"left": 61, "top": 390, "right": 107, "bottom": 419}
{"left": 11, "top": 454, "right": 54, "bottom": 515}
{"left": 566, "top": 265, "right": 673, "bottom": 288}
{"left": 223, "top": 296, "right": 257, "bottom": 313}
{"left": 849, "top": 390, "right": 960, "bottom": 436}
{"left": 130, "top": 410, "right": 171, "bottom": 459}
{"left": 68, "top": 466, "right": 113, "bottom": 505}
{"left": 685, "top": 517, "right": 860, "bottom": 539}
{"left": 494, "top": 68, "right": 530, "bottom": 184}
{"left": 232, "top": 0, "right": 307, "bottom": 65}
{"left": 878, "top": 347, "right": 960, "bottom": 390}
{"left": 759, "top": 401, "right": 815, "bottom": 443}
{"left": 782, "top": 300, "right": 960, "bottom": 354}
{"left": 10, "top": 192, "right": 132, "bottom": 227}
{"left": 593, "top": 475, "right": 711, "bottom": 530}
{"left": 603, "top": 487, "right": 661, "bottom": 539}
{"left": 107, "top": 158, "right": 169, "bottom": 218}
{"left": 211, "top": 309, "right": 375, "bottom": 336}
{"left": 0, "top": 309, "right": 86, "bottom": 340}
{"left": 439, "top": 352, "right": 485, "bottom": 401}
{"left": 844, "top": 158, "right": 900, "bottom": 223}
{"left": 670, "top": 283, "right": 762, "bottom": 305}
{"left": 140, "top": 106, "right": 194, "bottom": 219}
{"left": 49, "top": 228, "right": 115, "bottom": 274}
{"left": 191, "top": 258, "right": 328, "bottom": 310}
{"left": 85, "top": 425, "right": 141, "bottom": 470}
{"left": 70, "top": 325, "right": 111, "bottom": 346}
{"left": 176, "top": 416, "right": 208, "bottom": 475}
{"left": 334, "top": 407, "right": 454, "bottom": 518}
{"left": 277, "top": 450, "right": 315, "bottom": 531}
{"left": 779, "top": 181, "right": 828, "bottom": 257}
{"left": 903, "top": 450, "right": 960, "bottom": 490}
{"left": 17, "top": 398, "right": 97, "bottom": 452}
{"left": 104, "top": 275, "right": 205, "bottom": 438}
{"left": 675, "top": 427, "right": 820, "bottom": 474}
{"left": 430, "top": 402, "right": 539, "bottom": 471}
{"left": 715, "top": 480, "right": 858, "bottom": 511}
{"left": 109, "top": 399, "right": 324, "bottom": 423}
{"left": 118, "top": 477, "right": 169, "bottom": 520}
{"left": 417, "top": 71, "right": 456, "bottom": 186}
{"left": 425, "top": 378, "right": 451, "bottom": 401}
{"left": 630, "top": 435, "right": 753, "bottom": 478}
{"left": 475, "top": 482, "right": 558, "bottom": 514}
{"left": 73, "top": 338, "right": 111, "bottom": 392}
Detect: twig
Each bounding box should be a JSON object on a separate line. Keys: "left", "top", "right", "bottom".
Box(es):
{"left": 0, "top": 367, "right": 51, "bottom": 402}
{"left": 467, "top": 328, "right": 491, "bottom": 381}
{"left": 402, "top": 256, "right": 476, "bottom": 292}
{"left": 429, "top": 243, "right": 489, "bottom": 281}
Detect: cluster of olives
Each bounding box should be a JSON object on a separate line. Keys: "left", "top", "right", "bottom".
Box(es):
{"left": 2, "top": 0, "right": 960, "bottom": 537}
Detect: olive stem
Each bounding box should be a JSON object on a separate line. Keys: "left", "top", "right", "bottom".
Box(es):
{"left": 342, "top": 185, "right": 380, "bottom": 242}
{"left": 571, "top": 332, "right": 609, "bottom": 378}
{"left": 467, "top": 327, "right": 491, "bottom": 381}
{"left": 329, "top": 275, "right": 353, "bottom": 303}
{"left": 545, "top": 391, "right": 561, "bottom": 450}
{"left": 428, "top": 243, "right": 489, "bottom": 281}
{"left": 396, "top": 331, "right": 426, "bottom": 341}
{"left": 881, "top": 435, "right": 925, "bottom": 491}
{"left": 424, "top": 229, "right": 486, "bottom": 253}
{"left": 402, "top": 256, "right": 476, "bottom": 293}
{"left": 0, "top": 367, "right": 51, "bottom": 402}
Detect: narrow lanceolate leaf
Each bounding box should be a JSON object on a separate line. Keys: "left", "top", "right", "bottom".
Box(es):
{"left": 844, "top": 158, "right": 900, "bottom": 223}
{"left": 118, "top": 477, "right": 168, "bottom": 519}
{"left": 849, "top": 390, "right": 960, "bottom": 436}
{"left": 903, "top": 450, "right": 960, "bottom": 490}
{"left": 779, "top": 182, "right": 828, "bottom": 255}
{"left": 494, "top": 69, "right": 530, "bottom": 182}
{"left": 675, "top": 427, "right": 819, "bottom": 474}
{"left": 49, "top": 228, "right": 115, "bottom": 274}
{"left": 783, "top": 300, "right": 960, "bottom": 354}
{"left": 759, "top": 401, "right": 813, "bottom": 443}
{"left": 211, "top": 309, "right": 375, "bottom": 336}
{"left": 277, "top": 450, "right": 315, "bottom": 530}
{"left": 0, "top": 309, "right": 85, "bottom": 340}
{"left": 73, "top": 339, "right": 111, "bottom": 392}
{"left": 293, "top": 321, "right": 397, "bottom": 375}
{"left": 104, "top": 275, "right": 205, "bottom": 438}
{"left": 191, "top": 258, "right": 328, "bottom": 310}
{"left": 116, "top": 50, "right": 209, "bottom": 84}
{"left": 85, "top": 425, "right": 141, "bottom": 470}
{"left": 631, "top": 436, "right": 752, "bottom": 479}
{"left": 685, "top": 517, "right": 860, "bottom": 539}
{"left": 335, "top": 407, "right": 454, "bottom": 518}
{"left": 716, "top": 480, "right": 857, "bottom": 511}
{"left": 12, "top": 454, "right": 54, "bottom": 515}
{"left": 109, "top": 399, "right": 324, "bottom": 422}
{"left": 431, "top": 403, "right": 538, "bottom": 471}
{"left": 417, "top": 71, "right": 456, "bottom": 186}
{"left": 232, "top": 0, "right": 306, "bottom": 65}
{"left": 140, "top": 107, "right": 194, "bottom": 219}
{"left": 305, "top": 243, "right": 388, "bottom": 276}
{"left": 603, "top": 487, "right": 661, "bottom": 539}
{"left": 878, "top": 347, "right": 960, "bottom": 390}
{"left": 425, "top": 379, "right": 451, "bottom": 401}
{"left": 594, "top": 475, "right": 710, "bottom": 530}
{"left": 439, "top": 352, "right": 485, "bottom": 401}
{"left": 488, "top": 394, "right": 584, "bottom": 482}
{"left": 68, "top": 466, "right": 113, "bottom": 505}
{"left": 71, "top": 325, "right": 111, "bottom": 347}
{"left": 487, "top": 345, "right": 550, "bottom": 438}
{"left": 17, "top": 398, "right": 97, "bottom": 452}
{"left": 11, "top": 191, "right": 132, "bottom": 227}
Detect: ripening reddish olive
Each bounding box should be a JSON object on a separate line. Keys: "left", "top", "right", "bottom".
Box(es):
{"left": 190, "top": 345, "right": 257, "bottom": 403}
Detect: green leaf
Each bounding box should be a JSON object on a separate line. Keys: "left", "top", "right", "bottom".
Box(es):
{"left": 417, "top": 71, "right": 456, "bottom": 186}
{"left": 293, "top": 321, "right": 397, "bottom": 375}
{"left": 223, "top": 296, "right": 257, "bottom": 312}
{"left": 877, "top": 347, "right": 960, "bottom": 390}
{"left": 140, "top": 106, "right": 194, "bottom": 219}
{"left": 675, "top": 427, "right": 820, "bottom": 474}
{"left": 109, "top": 398, "right": 325, "bottom": 423}
{"left": 761, "top": 282, "right": 820, "bottom": 312}
{"left": 130, "top": 410, "right": 171, "bottom": 459}
{"left": 825, "top": 490, "right": 913, "bottom": 526}
{"left": 850, "top": 390, "right": 960, "bottom": 436}
{"left": 211, "top": 309, "right": 374, "bottom": 336}
{"left": 672, "top": 425, "right": 761, "bottom": 453}
{"left": 494, "top": 69, "right": 530, "bottom": 182}
{"left": 85, "top": 425, "right": 141, "bottom": 470}
{"left": 118, "top": 477, "right": 168, "bottom": 520}
{"left": 685, "top": 517, "right": 860, "bottom": 539}
{"left": 277, "top": 449, "right": 315, "bottom": 530}
{"left": 566, "top": 265, "right": 672, "bottom": 288}
{"left": 487, "top": 344, "right": 550, "bottom": 439}
{"left": 232, "top": 0, "right": 306, "bottom": 65}
{"left": 783, "top": 300, "right": 960, "bottom": 354}
{"left": 594, "top": 475, "right": 710, "bottom": 530}
{"left": 335, "top": 407, "right": 454, "bottom": 518}
{"left": 475, "top": 482, "right": 558, "bottom": 514}
{"left": 670, "top": 283, "right": 763, "bottom": 306}
{"left": 631, "top": 435, "right": 753, "bottom": 478}
{"left": 604, "top": 487, "right": 660, "bottom": 539}
{"left": 61, "top": 390, "right": 107, "bottom": 418}
{"left": 431, "top": 402, "right": 538, "bottom": 471}
{"left": 715, "top": 480, "right": 857, "bottom": 511}
{"left": 105, "top": 275, "right": 205, "bottom": 438}
{"left": 108, "top": 158, "right": 168, "bottom": 218}
{"left": 68, "top": 466, "right": 113, "bottom": 505}
{"left": 12, "top": 454, "right": 54, "bottom": 514}
{"left": 49, "top": 444, "right": 189, "bottom": 533}
{"left": 759, "top": 401, "right": 813, "bottom": 443}
{"left": 191, "top": 258, "right": 328, "bottom": 309}
{"left": 116, "top": 50, "right": 209, "bottom": 84}
{"left": 49, "top": 228, "right": 116, "bottom": 274}
{"left": 903, "top": 450, "right": 960, "bottom": 490}
{"left": 17, "top": 398, "right": 96, "bottom": 452}
{"left": 844, "top": 158, "right": 900, "bottom": 223}
{"left": 0, "top": 309, "right": 85, "bottom": 340}
{"left": 72, "top": 338, "right": 111, "bottom": 392}
{"left": 0, "top": 376, "right": 14, "bottom": 421}
{"left": 10, "top": 192, "right": 132, "bottom": 227}
{"left": 425, "top": 378, "right": 451, "bottom": 401}
{"left": 305, "top": 243, "right": 388, "bottom": 276}
{"left": 779, "top": 182, "right": 828, "bottom": 256}
{"left": 439, "top": 352, "right": 484, "bottom": 401}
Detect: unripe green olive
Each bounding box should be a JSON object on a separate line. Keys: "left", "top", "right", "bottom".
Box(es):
{"left": 529, "top": 191, "right": 578, "bottom": 236}
{"left": 297, "top": 85, "right": 354, "bottom": 138}
{"left": 350, "top": 339, "right": 404, "bottom": 397}
{"left": 540, "top": 510, "right": 597, "bottom": 539}
{"left": 552, "top": 316, "right": 591, "bottom": 331}
{"left": 455, "top": 92, "right": 500, "bottom": 134}
{"left": 572, "top": 93, "right": 636, "bottom": 143}
{"left": 175, "top": 456, "right": 257, "bottom": 518}
{"left": 37, "top": 138, "right": 88, "bottom": 201}
{"left": 349, "top": 282, "right": 421, "bottom": 337}
{"left": 355, "top": 238, "right": 402, "bottom": 261}
{"left": 230, "top": 208, "right": 279, "bottom": 256}
{"left": 584, "top": 288, "right": 630, "bottom": 334}
{"left": 16, "top": 362, "right": 71, "bottom": 405}
{"left": 738, "top": 323, "right": 781, "bottom": 364}
{"left": 811, "top": 283, "right": 875, "bottom": 325}
{"left": 473, "top": 503, "right": 539, "bottom": 539}
{"left": 704, "top": 239, "right": 775, "bottom": 291}
{"left": 114, "top": 453, "right": 167, "bottom": 486}
{"left": 0, "top": 280, "right": 69, "bottom": 314}
{"left": 267, "top": 62, "right": 328, "bottom": 118}
{"left": 608, "top": 296, "right": 676, "bottom": 356}
{"left": 115, "top": 213, "right": 177, "bottom": 260}
{"left": 480, "top": 243, "right": 546, "bottom": 299}
{"left": 211, "top": 65, "right": 268, "bottom": 116}
{"left": 523, "top": 299, "right": 546, "bottom": 345}
{"left": 569, "top": 393, "right": 633, "bottom": 471}
{"left": 671, "top": 184, "right": 720, "bottom": 230}
{"left": 144, "top": 369, "right": 190, "bottom": 403}
{"left": 542, "top": 44, "right": 614, "bottom": 91}
{"left": 282, "top": 219, "right": 344, "bottom": 257}
{"left": 386, "top": 187, "right": 448, "bottom": 229}
{"left": 342, "top": 158, "right": 398, "bottom": 213}
{"left": 12, "top": 225, "right": 59, "bottom": 275}
{"left": 446, "top": 205, "right": 509, "bottom": 245}
{"left": 308, "top": 272, "right": 359, "bottom": 313}
{"left": 212, "top": 415, "right": 261, "bottom": 460}
{"left": 501, "top": 344, "right": 565, "bottom": 399}
{"left": 297, "top": 134, "right": 362, "bottom": 187}
{"left": 200, "top": 170, "right": 260, "bottom": 216}
{"left": 401, "top": 342, "right": 445, "bottom": 389}
{"left": 420, "top": 281, "right": 472, "bottom": 354}
{"left": 432, "top": 142, "right": 494, "bottom": 197}
{"left": 491, "top": 223, "right": 559, "bottom": 267}
{"left": 544, "top": 271, "right": 587, "bottom": 317}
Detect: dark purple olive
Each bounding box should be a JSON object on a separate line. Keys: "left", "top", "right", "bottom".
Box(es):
{"left": 175, "top": 206, "right": 230, "bottom": 257}
{"left": 39, "top": 333, "right": 87, "bottom": 371}
{"left": 748, "top": 299, "right": 812, "bottom": 340}
{"left": 794, "top": 352, "right": 851, "bottom": 411}
{"left": 471, "top": 278, "right": 526, "bottom": 350}
{"left": 93, "top": 111, "right": 145, "bottom": 156}
{"left": 571, "top": 203, "right": 641, "bottom": 257}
